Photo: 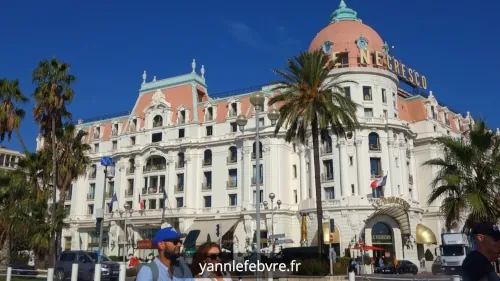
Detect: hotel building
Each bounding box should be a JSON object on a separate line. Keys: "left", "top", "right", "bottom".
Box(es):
{"left": 49, "top": 0, "right": 479, "bottom": 265}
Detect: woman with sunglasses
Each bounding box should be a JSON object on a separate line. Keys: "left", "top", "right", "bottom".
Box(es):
{"left": 191, "top": 242, "right": 232, "bottom": 281}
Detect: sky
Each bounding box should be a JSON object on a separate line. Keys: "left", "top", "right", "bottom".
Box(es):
{"left": 1, "top": 0, "right": 499, "bottom": 153}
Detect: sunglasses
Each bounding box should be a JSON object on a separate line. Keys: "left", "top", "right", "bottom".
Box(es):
{"left": 163, "top": 239, "right": 182, "bottom": 245}
{"left": 205, "top": 253, "right": 220, "bottom": 260}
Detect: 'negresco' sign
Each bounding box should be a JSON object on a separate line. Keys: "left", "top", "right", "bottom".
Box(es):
{"left": 373, "top": 196, "right": 410, "bottom": 210}
{"left": 331, "top": 49, "right": 428, "bottom": 90}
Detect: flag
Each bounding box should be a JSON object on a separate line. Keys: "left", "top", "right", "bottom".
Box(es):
{"left": 107, "top": 192, "right": 118, "bottom": 210}
{"left": 138, "top": 193, "right": 144, "bottom": 210}
{"left": 370, "top": 174, "right": 388, "bottom": 189}
{"left": 162, "top": 188, "right": 167, "bottom": 207}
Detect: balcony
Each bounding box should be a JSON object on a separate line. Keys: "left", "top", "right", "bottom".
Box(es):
{"left": 126, "top": 189, "right": 133, "bottom": 197}
{"left": 321, "top": 146, "right": 332, "bottom": 155}
{"left": 111, "top": 129, "right": 118, "bottom": 136}
{"left": 145, "top": 186, "right": 159, "bottom": 194}
{"left": 174, "top": 184, "right": 184, "bottom": 193}
{"left": 228, "top": 111, "right": 237, "bottom": 118}
{"left": 251, "top": 178, "right": 263, "bottom": 185}
{"left": 371, "top": 172, "right": 383, "bottom": 179}
{"left": 227, "top": 156, "right": 237, "bottom": 164}
{"left": 89, "top": 172, "right": 96, "bottom": 179}
{"left": 252, "top": 153, "right": 262, "bottom": 160}
{"left": 143, "top": 164, "right": 166, "bottom": 173}
{"left": 227, "top": 180, "right": 237, "bottom": 188}
{"left": 409, "top": 175, "right": 413, "bottom": 185}
{"left": 175, "top": 161, "right": 185, "bottom": 169}
{"left": 369, "top": 144, "right": 381, "bottom": 151}
{"left": 87, "top": 193, "right": 95, "bottom": 200}
{"left": 65, "top": 192, "right": 72, "bottom": 201}
{"left": 321, "top": 173, "right": 334, "bottom": 182}
{"left": 106, "top": 192, "right": 113, "bottom": 199}
{"left": 205, "top": 115, "right": 213, "bottom": 121}
{"left": 178, "top": 118, "right": 185, "bottom": 124}
{"left": 202, "top": 159, "right": 212, "bottom": 167}
{"left": 126, "top": 167, "right": 135, "bottom": 175}
{"left": 202, "top": 183, "right": 212, "bottom": 190}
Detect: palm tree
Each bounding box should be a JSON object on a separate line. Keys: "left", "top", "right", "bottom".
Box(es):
{"left": 0, "top": 78, "right": 29, "bottom": 152}
{"left": 268, "top": 50, "right": 359, "bottom": 256}
{"left": 423, "top": 121, "right": 500, "bottom": 233}
{"left": 32, "top": 57, "right": 76, "bottom": 267}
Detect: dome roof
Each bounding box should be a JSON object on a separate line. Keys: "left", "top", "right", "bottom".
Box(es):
{"left": 308, "top": 0, "right": 386, "bottom": 61}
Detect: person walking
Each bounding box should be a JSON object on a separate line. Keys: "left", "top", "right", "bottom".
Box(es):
{"left": 136, "top": 227, "right": 193, "bottom": 281}
{"left": 462, "top": 221, "right": 500, "bottom": 281}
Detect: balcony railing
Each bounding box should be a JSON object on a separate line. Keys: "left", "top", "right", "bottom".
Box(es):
{"left": 127, "top": 167, "right": 135, "bottom": 174}
{"left": 111, "top": 129, "right": 118, "bottom": 136}
{"left": 205, "top": 115, "right": 213, "bottom": 121}
{"left": 409, "top": 175, "right": 413, "bottom": 185}
{"left": 227, "top": 180, "right": 237, "bottom": 188}
{"left": 87, "top": 193, "right": 95, "bottom": 200}
{"left": 321, "top": 173, "right": 334, "bottom": 182}
{"left": 228, "top": 111, "right": 237, "bottom": 117}
{"left": 203, "top": 159, "right": 212, "bottom": 167}
{"left": 371, "top": 172, "right": 383, "bottom": 179}
{"left": 106, "top": 193, "right": 113, "bottom": 199}
{"left": 178, "top": 118, "right": 185, "bottom": 124}
{"left": 176, "top": 161, "right": 185, "bottom": 169}
{"left": 175, "top": 184, "right": 184, "bottom": 192}
{"left": 321, "top": 146, "right": 332, "bottom": 155}
{"left": 143, "top": 164, "right": 166, "bottom": 173}
{"left": 369, "top": 144, "right": 381, "bottom": 151}
{"left": 251, "top": 178, "right": 263, "bottom": 185}
{"left": 202, "top": 183, "right": 212, "bottom": 190}
{"left": 252, "top": 153, "right": 262, "bottom": 159}
{"left": 126, "top": 189, "right": 133, "bottom": 196}
{"left": 89, "top": 172, "right": 96, "bottom": 179}
{"left": 227, "top": 155, "right": 237, "bottom": 164}
{"left": 93, "top": 133, "right": 100, "bottom": 139}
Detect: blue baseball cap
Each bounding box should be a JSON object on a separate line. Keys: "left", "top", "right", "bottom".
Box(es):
{"left": 153, "top": 227, "right": 182, "bottom": 247}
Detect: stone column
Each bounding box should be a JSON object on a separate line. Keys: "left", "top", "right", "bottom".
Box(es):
{"left": 308, "top": 142, "right": 316, "bottom": 200}
{"left": 134, "top": 156, "right": 142, "bottom": 210}
{"left": 242, "top": 145, "right": 251, "bottom": 209}
{"left": 299, "top": 145, "right": 308, "bottom": 200}
{"left": 184, "top": 155, "right": 193, "bottom": 209}
{"left": 410, "top": 149, "right": 419, "bottom": 202}
{"left": 387, "top": 138, "right": 398, "bottom": 197}
{"left": 399, "top": 141, "right": 408, "bottom": 197}
{"left": 355, "top": 139, "right": 366, "bottom": 197}
{"left": 339, "top": 140, "right": 350, "bottom": 197}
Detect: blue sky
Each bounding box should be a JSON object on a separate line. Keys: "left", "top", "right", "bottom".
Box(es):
{"left": 1, "top": 0, "right": 499, "bottom": 152}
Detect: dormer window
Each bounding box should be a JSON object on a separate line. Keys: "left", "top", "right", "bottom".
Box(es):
{"left": 229, "top": 103, "right": 237, "bottom": 117}
{"left": 363, "top": 86, "right": 372, "bottom": 101}
{"left": 93, "top": 127, "right": 100, "bottom": 139}
{"left": 179, "top": 110, "right": 186, "bottom": 124}
{"left": 457, "top": 119, "right": 463, "bottom": 131}
{"left": 431, "top": 106, "right": 437, "bottom": 120}
{"left": 111, "top": 124, "right": 118, "bottom": 136}
{"left": 443, "top": 112, "right": 450, "bottom": 126}
{"left": 130, "top": 119, "right": 137, "bottom": 132}
{"left": 206, "top": 107, "right": 213, "bottom": 121}
{"left": 153, "top": 115, "right": 163, "bottom": 128}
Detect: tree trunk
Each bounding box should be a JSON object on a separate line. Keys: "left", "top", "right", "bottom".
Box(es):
{"left": 311, "top": 116, "right": 324, "bottom": 258}
{"left": 34, "top": 248, "right": 47, "bottom": 269}
{"left": 0, "top": 231, "right": 11, "bottom": 269}
{"left": 15, "top": 127, "right": 28, "bottom": 153}
{"left": 48, "top": 116, "right": 57, "bottom": 268}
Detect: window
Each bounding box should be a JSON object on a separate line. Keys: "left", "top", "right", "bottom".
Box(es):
{"left": 322, "top": 160, "right": 334, "bottom": 180}
{"left": 293, "top": 165, "right": 297, "bottom": 178}
{"left": 229, "top": 194, "right": 237, "bottom": 206}
{"left": 431, "top": 106, "right": 437, "bottom": 120}
{"left": 152, "top": 132, "right": 162, "bottom": 143}
{"left": 206, "top": 126, "right": 213, "bottom": 136}
{"left": 230, "top": 122, "right": 237, "bottom": 132}
{"left": 349, "top": 156, "right": 353, "bottom": 166}
{"left": 394, "top": 113, "right": 398, "bottom": 118}
{"left": 149, "top": 199, "right": 156, "bottom": 209}
{"left": 393, "top": 93, "right": 397, "bottom": 108}
{"left": 395, "top": 157, "right": 399, "bottom": 167}
{"left": 94, "top": 144, "right": 99, "bottom": 153}
{"left": 370, "top": 158, "right": 382, "bottom": 177}
{"left": 228, "top": 169, "right": 237, "bottom": 187}
{"left": 259, "top": 118, "right": 264, "bottom": 127}
{"left": 344, "top": 87, "right": 351, "bottom": 99}
{"left": 253, "top": 190, "right": 264, "bottom": 203}
{"left": 88, "top": 204, "right": 94, "bottom": 215}
{"left": 382, "top": 89, "right": 387, "bottom": 103}
{"left": 368, "top": 133, "right": 380, "bottom": 150}
{"left": 294, "top": 190, "right": 297, "bottom": 203}
{"left": 203, "top": 171, "right": 212, "bottom": 189}
{"left": 179, "top": 110, "right": 186, "bottom": 123}
{"left": 178, "top": 129, "right": 185, "bottom": 138}
{"left": 176, "top": 198, "right": 184, "bottom": 207}
{"left": 153, "top": 115, "right": 163, "bottom": 127}
{"left": 252, "top": 164, "right": 263, "bottom": 184}
{"left": 130, "top": 136, "right": 136, "bottom": 146}
{"left": 206, "top": 107, "right": 213, "bottom": 121}
{"left": 324, "top": 187, "right": 335, "bottom": 200}
{"left": 229, "top": 103, "right": 237, "bottom": 116}
{"left": 293, "top": 143, "right": 296, "bottom": 152}
{"left": 351, "top": 184, "right": 355, "bottom": 195}
{"left": 204, "top": 196, "right": 212, "bottom": 208}
{"left": 364, "top": 108, "right": 373, "bottom": 117}
{"left": 383, "top": 110, "right": 388, "bottom": 118}
{"left": 363, "top": 86, "right": 372, "bottom": 101}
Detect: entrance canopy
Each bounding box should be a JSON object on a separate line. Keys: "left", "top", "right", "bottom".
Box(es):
{"left": 367, "top": 197, "right": 411, "bottom": 235}
{"left": 311, "top": 222, "right": 341, "bottom": 245}
{"left": 184, "top": 218, "right": 240, "bottom": 246}
{"left": 416, "top": 224, "right": 437, "bottom": 245}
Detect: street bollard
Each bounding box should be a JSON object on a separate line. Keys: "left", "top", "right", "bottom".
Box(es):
{"left": 451, "top": 275, "right": 461, "bottom": 281}
{"left": 267, "top": 269, "right": 273, "bottom": 281}
{"left": 6, "top": 267, "right": 12, "bottom": 281}
{"left": 348, "top": 271, "right": 355, "bottom": 281}
{"left": 94, "top": 264, "right": 102, "bottom": 281}
{"left": 47, "top": 268, "right": 54, "bottom": 281}
{"left": 71, "top": 263, "right": 79, "bottom": 281}
{"left": 119, "top": 264, "right": 126, "bottom": 281}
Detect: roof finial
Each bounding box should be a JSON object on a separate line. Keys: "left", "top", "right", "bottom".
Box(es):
{"left": 201, "top": 65, "right": 205, "bottom": 78}
{"left": 152, "top": 76, "right": 156, "bottom": 82}
{"left": 142, "top": 70, "right": 147, "bottom": 84}
{"left": 191, "top": 59, "right": 196, "bottom": 74}
{"left": 330, "top": 0, "right": 359, "bottom": 23}
{"left": 339, "top": 0, "right": 347, "bottom": 8}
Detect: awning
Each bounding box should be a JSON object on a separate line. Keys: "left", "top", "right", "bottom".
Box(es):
{"left": 367, "top": 205, "right": 411, "bottom": 235}
{"left": 185, "top": 218, "right": 240, "bottom": 246}
{"left": 416, "top": 224, "right": 437, "bottom": 245}
{"left": 310, "top": 222, "right": 340, "bottom": 245}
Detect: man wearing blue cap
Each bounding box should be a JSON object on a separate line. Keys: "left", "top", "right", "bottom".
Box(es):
{"left": 462, "top": 221, "right": 500, "bottom": 281}
{"left": 136, "top": 227, "right": 193, "bottom": 281}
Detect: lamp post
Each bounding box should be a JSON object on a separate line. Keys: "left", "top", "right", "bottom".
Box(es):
{"left": 263, "top": 193, "right": 281, "bottom": 257}
{"left": 98, "top": 156, "right": 114, "bottom": 265}
{"left": 121, "top": 203, "right": 133, "bottom": 264}
{"left": 235, "top": 93, "right": 279, "bottom": 277}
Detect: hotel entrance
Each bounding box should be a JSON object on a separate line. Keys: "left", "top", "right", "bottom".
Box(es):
{"left": 371, "top": 222, "right": 394, "bottom": 259}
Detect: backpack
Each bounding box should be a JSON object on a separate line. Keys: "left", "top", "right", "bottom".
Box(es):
{"left": 135, "top": 259, "right": 187, "bottom": 281}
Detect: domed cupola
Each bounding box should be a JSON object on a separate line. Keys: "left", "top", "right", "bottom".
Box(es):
{"left": 330, "top": 0, "right": 361, "bottom": 23}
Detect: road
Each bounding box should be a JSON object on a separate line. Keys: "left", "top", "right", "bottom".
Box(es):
{"left": 355, "top": 273, "right": 459, "bottom": 281}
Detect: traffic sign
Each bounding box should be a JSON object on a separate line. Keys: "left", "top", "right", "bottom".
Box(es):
{"left": 330, "top": 233, "right": 334, "bottom": 243}
{"left": 101, "top": 156, "right": 113, "bottom": 166}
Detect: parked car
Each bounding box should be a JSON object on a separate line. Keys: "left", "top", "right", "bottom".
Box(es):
{"left": 55, "top": 251, "right": 120, "bottom": 281}
{"left": 396, "top": 260, "right": 418, "bottom": 275}
{"left": 432, "top": 256, "right": 444, "bottom": 275}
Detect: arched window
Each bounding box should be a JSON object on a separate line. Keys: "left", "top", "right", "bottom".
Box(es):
{"left": 228, "top": 146, "right": 237, "bottom": 163}
{"left": 322, "top": 136, "right": 332, "bottom": 154}
{"left": 369, "top": 133, "right": 380, "bottom": 151}
{"left": 177, "top": 152, "right": 185, "bottom": 168}
{"left": 89, "top": 164, "right": 97, "bottom": 179}
{"left": 153, "top": 115, "right": 163, "bottom": 127}
{"left": 372, "top": 222, "right": 393, "bottom": 246}
{"left": 144, "top": 156, "right": 167, "bottom": 172}
{"left": 252, "top": 141, "right": 263, "bottom": 159}
{"left": 203, "top": 149, "right": 212, "bottom": 166}
{"left": 128, "top": 159, "right": 135, "bottom": 174}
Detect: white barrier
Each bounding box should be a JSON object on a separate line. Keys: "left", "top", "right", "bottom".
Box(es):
{"left": 348, "top": 271, "right": 355, "bottom": 281}
{"left": 119, "top": 264, "right": 126, "bottom": 281}
{"left": 94, "top": 264, "right": 102, "bottom": 281}
{"left": 451, "top": 275, "right": 461, "bottom": 281}
{"left": 6, "top": 267, "right": 12, "bottom": 281}
{"left": 47, "top": 268, "right": 54, "bottom": 281}
{"left": 71, "top": 264, "right": 79, "bottom": 281}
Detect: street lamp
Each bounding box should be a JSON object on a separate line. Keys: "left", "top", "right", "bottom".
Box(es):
{"left": 121, "top": 203, "right": 133, "bottom": 264}
{"left": 98, "top": 156, "right": 114, "bottom": 265}
{"left": 235, "top": 92, "right": 280, "bottom": 274}
{"left": 263, "top": 193, "right": 282, "bottom": 257}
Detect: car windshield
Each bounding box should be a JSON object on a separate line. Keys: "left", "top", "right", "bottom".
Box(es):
{"left": 87, "top": 253, "right": 110, "bottom": 262}
{"left": 440, "top": 245, "right": 464, "bottom": 256}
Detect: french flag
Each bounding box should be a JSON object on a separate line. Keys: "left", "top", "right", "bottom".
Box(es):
{"left": 138, "top": 193, "right": 144, "bottom": 210}
{"left": 371, "top": 174, "right": 388, "bottom": 189}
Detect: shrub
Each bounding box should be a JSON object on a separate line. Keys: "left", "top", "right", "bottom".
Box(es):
{"left": 293, "top": 259, "right": 330, "bottom": 276}
{"left": 425, "top": 249, "right": 434, "bottom": 261}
